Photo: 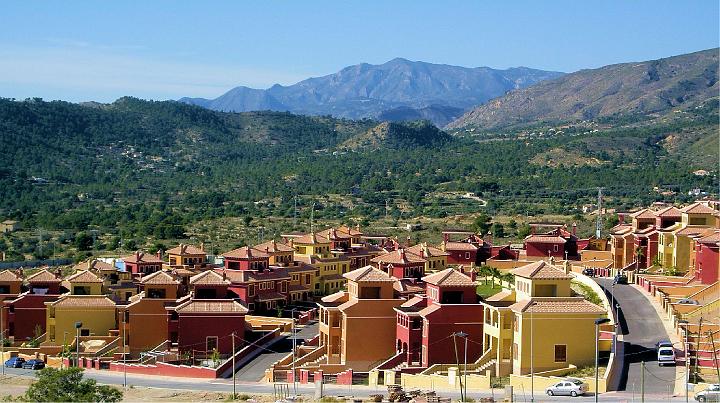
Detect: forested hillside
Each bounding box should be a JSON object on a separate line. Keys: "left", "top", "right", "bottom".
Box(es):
{"left": 0, "top": 96, "right": 716, "bottom": 252}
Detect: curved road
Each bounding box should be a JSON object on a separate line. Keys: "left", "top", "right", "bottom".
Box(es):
{"left": 595, "top": 278, "right": 679, "bottom": 399}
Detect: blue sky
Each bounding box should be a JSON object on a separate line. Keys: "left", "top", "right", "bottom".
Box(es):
{"left": 0, "top": 1, "right": 718, "bottom": 102}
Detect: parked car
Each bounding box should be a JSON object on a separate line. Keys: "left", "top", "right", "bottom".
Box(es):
{"left": 4, "top": 357, "right": 25, "bottom": 368}
{"left": 614, "top": 273, "right": 628, "bottom": 284}
{"left": 655, "top": 340, "right": 674, "bottom": 351}
{"left": 695, "top": 383, "right": 720, "bottom": 402}
{"left": 657, "top": 346, "right": 676, "bottom": 366}
{"left": 545, "top": 378, "right": 588, "bottom": 397}
{"left": 22, "top": 359, "right": 44, "bottom": 370}
{"left": 582, "top": 268, "right": 595, "bottom": 277}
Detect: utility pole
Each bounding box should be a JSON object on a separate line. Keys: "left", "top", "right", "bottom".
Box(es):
{"left": 709, "top": 330, "right": 720, "bottom": 383}
{"left": 596, "top": 187, "right": 604, "bottom": 239}
{"left": 640, "top": 361, "right": 645, "bottom": 403}
{"left": 232, "top": 331, "right": 236, "bottom": 399}
{"left": 595, "top": 318, "right": 610, "bottom": 402}
{"left": 310, "top": 203, "right": 315, "bottom": 233}
{"left": 122, "top": 314, "right": 127, "bottom": 388}
{"left": 452, "top": 333, "right": 464, "bottom": 402}
{"left": 1, "top": 311, "right": 5, "bottom": 376}
{"left": 292, "top": 309, "right": 297, "bottom": 397}
{"left": 695, "top": 318, "right": 703, "bottom": 382}
{"left": 293, "top": 195, "right": 298, "bottom": 227}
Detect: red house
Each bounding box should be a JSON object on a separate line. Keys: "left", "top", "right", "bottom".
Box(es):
{"left": 417, "top": 268, "right": 483, "bottom": 367}
{"left": 122, "top": 251, "right": 164, "bottom": 275}
{"left": 4, "top": 293, "right": 59, "bottom": 342}
{"left": 223, "top": 246, "right": 270, "bottom": 271}
{"left": 695, "top": 231, "right": 720, "bottom": 285}
{"left": 371, "top": 248, "right": 426, "bottom": 280}
{"left": 168, "top": 299, "right": 248, "bottom": 355}
{"left": 188, "top": 270, "right": 231, "bottom": 299}
{"left": 394, "top": 295, "right": 428, "bottom": 366}
{"left": 25, "top": 269, "right": 63, "bottom": 295}
{"left": 524, "top": 225, "right": 579, "bottom": 259}
{"left": 216, "top": 268, "right": 290, "bottom": 313}
{"left": 442, "top": 234, "right": 493, "bottom": 266}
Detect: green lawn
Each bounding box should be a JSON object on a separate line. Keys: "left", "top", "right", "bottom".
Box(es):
{"left": 476, "top": 280, "right": 505, "bottom": 298}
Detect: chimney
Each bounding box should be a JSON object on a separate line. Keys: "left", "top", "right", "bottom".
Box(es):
{"left": 572, "top": 222, "right": 577, "bottom": 235}
{"left": 156, "top": 249, "right": 163, "bottom": 260}
{"left": 443, "top": 233, "right": 449, "bottom": 243}
{"left": 265, "top": 246, "right": 269, "bottom": 253}
{"left": 406, "top": 236, "right": 411, "bottom": 248}
{"left": 618, "top": 214, "right": 625, "bottom": 224}
{"left": 135, "top": 251, "right": 141, "bottom": 261}
{"left": 180, "top": 244, "right": 186, "bottom": 254}
{"left": 222, "top": 269, "right": 227, "bottom": 281}
{"left": 200, "top": 242, "right": 205, "bottom": 252}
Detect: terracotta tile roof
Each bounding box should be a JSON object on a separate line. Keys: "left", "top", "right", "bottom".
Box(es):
{"left": 189, "top": 270, "right": 230, "bottom": 285}
{"left": 253, "top": 239, "right": 294, "bottom": 253}
{"left": 0, "top": 270, "right": 22, "bottom": 282}
{"left": 443, "top": 241, "right": 479, "bottom": 251}
{"left": 405, "top": 243, "right": 450, "bottom": 258}
{"left": 394, "top": 279, "right": 425, "bottom": 293}
{"left": 675, "top": 226, "right": 711, "bottom": 237}
{"left": 223, "top": 246, "right": 269, "bottom": 259}
{"left": 166, "top": 244, "right": 205, "bottom": 256}
{"left": 172, "top": 268, "right": 195, "bottom": 276}
{"left": 73, "top": 259, "right": 116, "bottom": 272}
{"left": 66, "top": 270, "right": 103, "bottom": 283}
{"left": 485, "top": 290, "right": 514, "bottom": 302}
{"left": 524, "top": 235, "right": 567, "bottom": 244}
{"left": 52, "top": 295, "right": 116, "bottom": 308}
{"left": 510, "top": 297, "right": 606, "bottom": 314}
{"left": 214, "top": 268, "right": 290, "bottom": 283}
{"left": 656, "top": 206, "right": 682, "bottom": 217}
{"left": 343, "top": 265, "right": 395, "bottom": 282}
{"left": 609, "top": 224, "right": 633, "bottom": 235}
{"left": 422, "top": 268, "right": 475, "bottom": 287}
{"left": 320, "top": 291, "right": 348, "bottom": 304}
{"left": 681, "top": 202, "right": 717, "bottom": 215}
{"left": 337, "top": 225, "right": 363, "bottom": 236}
{"left": 122, "top": 252, "right": 164, "bottom": 264}
{"left": 318, "top": 228, "right": 351, "bottom": 241}
{"left": 26, "top": 269, "right": 61, "bottom": 283}
{"left": 697, "top": 230, "right": 720, "bottom": 244}
{"left": 284, "top": 263, "right": 316, "bottom": 273}
{"left": 399, "top": 295, "right": 428, "bottom": 309}
{"left": 510, "top": 261, "right": 572, "bottom": 280}
{"left": 293, "top": 232, "right": 330, "bottom": 245}
{"left": 370, "top": 249, "right": 426, "bottom": 265}
{"left": 140, "top": 270, "right": 180, "bottom": 285}
{"left": 630, "top": 209, "right": 657, "bottom": 219}
{"left": 175, "top": 299, "right": 248, "bottom": 314}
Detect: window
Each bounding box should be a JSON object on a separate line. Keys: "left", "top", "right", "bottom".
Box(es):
{"left": 465, "top": 252, "right": 471, "bottom": 259}
{"left": 554, "top": 345, "right": 567, "bottom": 362}
{"left": 206, "top": 336, "right": 218, "bottom": 352}
{"left": 553, "top": 245, "right": 559, "bottom": 252}
{"left": 281, "top": 282, "right": 287, "bottom": 292}
{"left": 248, "top": 284, "right": 255, "bottom": 296}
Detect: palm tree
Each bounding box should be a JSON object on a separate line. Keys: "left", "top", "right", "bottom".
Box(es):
{"left": 477, "top": 265, "right": 491, "bottom": 285}
{"left": 634, "top": 246, "right": 645, "bottom": 265}
{"left": 489, "top": 268, "right": 502, "bottom": 288}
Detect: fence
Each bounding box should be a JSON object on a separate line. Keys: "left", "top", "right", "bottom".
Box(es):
{"left": 0, "top": 258, "right": 72, "bottom": 269}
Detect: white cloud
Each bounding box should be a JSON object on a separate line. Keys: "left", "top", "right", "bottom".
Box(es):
{"left": 0, "top": 44, "right": 308, "bottom": 102}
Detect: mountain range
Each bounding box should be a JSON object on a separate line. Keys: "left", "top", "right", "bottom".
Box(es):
{"left": 447, "top": 48, "right": 719, "bottom": 129}
{"left": 179, "top": 58, "right": 564, "bottom": 126}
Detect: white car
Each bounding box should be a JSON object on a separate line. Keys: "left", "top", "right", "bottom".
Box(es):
{"left": 545, "top": 379, "right": 588, "bottom": 397}
{"left": 657, "top": 346, "right": 676, "bottom": 366}
{"left": 695, "top": 384, "right": 720, "bottom": 402}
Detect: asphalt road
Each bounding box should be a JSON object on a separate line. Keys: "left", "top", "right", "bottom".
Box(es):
{"left": 595, "top": 278, "right": 679, "bottom": 399}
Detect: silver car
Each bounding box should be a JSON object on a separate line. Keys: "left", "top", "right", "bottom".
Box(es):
{"left": 545, "top": 378, "right": 588, "bottom": 397}
{"left": 695, "top": 384, "right": 720, "bottom": 402}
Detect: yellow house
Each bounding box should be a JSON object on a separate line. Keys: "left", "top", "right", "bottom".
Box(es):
{"left": 405, "top": 243, "right": 449, "bottom": 272}
{"left": 286, "top": 262, "right": 316, "bottom": 302}
{"left": 253, "top": 239, "right": 294, "bottom": 265}
{"left": 295, "top": 255, "right": 350, "bottom": 295}
{"left": 480, "top": 261, "right": 606, "bottom": 377}
{"left": 166, "top": 244, "right": 206, "bottom": 266}
{"left": 292, "top": 232, "right": 332, "bottom": 258}
{"left": 45, "top": 295, "right": 117, "bottom": 345}
{"left": 657, "top": 203, "right": 717, "bottom": 271}
{"left": 64, "top": 270, "right": 104, "bottom": 295}
{"left": 317, "top": 266, "right": 402, "bottom": 371}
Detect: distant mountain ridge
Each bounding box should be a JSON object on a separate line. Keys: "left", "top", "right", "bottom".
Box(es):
{"left": 447, "top": 48, "right": 719, "bottom": 129}
{"left": 179, "top": 58, "right": 564, "bottom": 125}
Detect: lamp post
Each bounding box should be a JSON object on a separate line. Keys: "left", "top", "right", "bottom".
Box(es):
{"left": 529, "top": 301, "right": 537, "bottom": 403}
{"left": 122, "top": 313, "right": 127, "bottom": 388}
{"left": 455, "top": 331, "right": 469, "bottom": 401}
{"left": 62, "top": 331, "right": 69, "bottom": 369}
{"left": 75, "top": 321, "right": 82, "bottom": 368}
{"left": 594, "top": 318, "right": 611, "bottom": 402}
{"left": 678, "top": 319, "right": 689, "bottom": 403}
{"left": 292, "top": 308, "right": 297, "bottom": 397}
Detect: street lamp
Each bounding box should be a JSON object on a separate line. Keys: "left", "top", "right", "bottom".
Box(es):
{"left": 454, "top": 331, "right": 469, "bottom": 401}
{"left": 75, "top": 322, "right": 82, "bottom": 368}
{"left": 452, "top": 332, "right": 466, "bottom": 402}
{"left": 678, "top": 319, "right": 689, "bottom": 403}
{"left": 62, "top": 331, "right": 69, "bottom": 369}
{"left": 292, "top": 308, "right": 297, "bottom": 397}
{"left": 529, "top": 301, "right": 537, "bottom": 403}
{"left": 594, "top": 318, "right": 611, "bottom": 402}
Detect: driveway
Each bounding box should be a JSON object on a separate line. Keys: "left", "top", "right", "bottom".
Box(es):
{"left": 595, "top": 278, "right": 679, "bottom": 398}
